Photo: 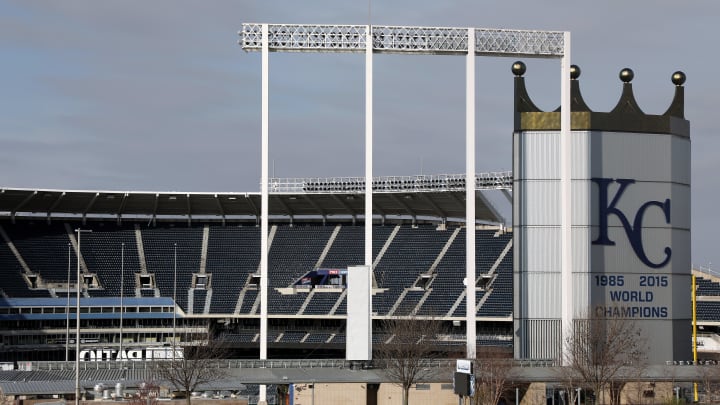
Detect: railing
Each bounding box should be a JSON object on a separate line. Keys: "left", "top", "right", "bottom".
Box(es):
{"left": 268, "top": 172, "right": 513, "bottom": 194}
{"left": 694, "top": 265, "right": 720, "bottom": 279}
{"left": 29, "top": 357, "right": 551, "bottom": 371}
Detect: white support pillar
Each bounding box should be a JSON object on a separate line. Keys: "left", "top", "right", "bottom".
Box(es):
{"left": 560, "top": 31, "right": 572, "bottom": 360}
{"left": 465, "top": 27, "right": 477, "bottom": 360}
{"left": 365, "top": 25, "right": 373, "bottom": 269}
{"left": 259, "top": 23, "right": 269, "bottom": 404}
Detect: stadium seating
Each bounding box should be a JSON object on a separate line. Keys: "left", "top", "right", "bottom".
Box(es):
{"left": 696, "top": 277, "right": 720, "bottom": 296}
{"left": 81, "top": 224, "right": 139, "bottom": 298}
{"left": 303, "top": 291, "right": 342, "bottom": 315}
{"left": 192, "top": 289, "right": 207, "bottom": 314}
{"left": 142, "top": 226, "right": 203, "bottom": 312}
{"left": 373, "top": 224, "right": 452, "bottom": 315}
{"left": 0, "top": 218, "right": 518, "bottom": 355}
{"left": 267, "top": 225, "right": 335, "bottom": 315}
{"left": 417, "top": 227, "right": 466, "bottom": 316}
{"left": 205, "top": 226, "right": 260, "bottom": 313}
{"left": 3, "top": 222, "right": 75, "bottom": 284}
{"left": 0, "top": 232, "right": 49, "bottom": 297}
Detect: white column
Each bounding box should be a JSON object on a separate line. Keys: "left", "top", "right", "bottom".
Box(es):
{"left": 363, "top": 23, "right": 374, "bottom": 362}
{"left": 365, "top": 25, "right": 373, "bottom": 269}
{"left": 119, "top": 243, "right": 124, "bottom": 358}
{"left": 75, "top": 231, "right": 81, "bottom": 405}
{"left": 259, "top": 23, "right": 269, "bottom": 404}
{"left": 560, "top": 31, "right": 572, "bottom": 358}
{"left": 65, "top": 243, "right": 71, "bottom": 362}
{"left": 465, "top": 28, "right": 476, "bottom": 360}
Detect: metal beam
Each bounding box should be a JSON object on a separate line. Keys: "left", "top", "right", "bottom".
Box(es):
{"left": 186, "top": 194, "right": 192, "bottom": 226}
{"left": 301, "top": 195, "right": 327, "bottom": 224}
{"left": 81, "top": 193, "right": 100, "bottom": 225}
{"left": 245, "top": 193, "right": 259, "bottom": 224}
{"left": 152, "top": 194, "right": 159, "bottom": 226}
{"left": 275, "top": 196, "right": 295, "bottom": 225}
{"left": 11, "top": 190, "right": 37, "bottom": 221}
{"left": 476, "top": 190, "right": 504, "bottom": 225}
{"left": 214, "top": 194, "right": 227, "bottom": 226}
{"left": 117, "top": 193, "right": 129, "bottom": 225}
{"left": 387, "top": 194, "right": 417, "bottom": 224}
{"left": 241, "top": 24, "right": 564, "bottom": 57}
{"left": 47, "top": 192, "right": 66, "bottom": 224}
{"left": 330, "top": 194, "right": 358, "bottom": 223}
{"left": 416, "top": 193, "right": 448, "bottom": 219}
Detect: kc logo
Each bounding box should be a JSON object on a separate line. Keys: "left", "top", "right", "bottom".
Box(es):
{"left": 592, "top": 178, "right": 671, "bottom": 268}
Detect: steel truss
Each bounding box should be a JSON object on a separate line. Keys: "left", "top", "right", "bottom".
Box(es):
{"left": 241, "top": 23, "right": 564, "bottom": 57}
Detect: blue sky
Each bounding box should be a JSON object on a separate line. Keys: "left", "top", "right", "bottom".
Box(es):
{"left": 0, "top": 1, "right": 717, "bottom": 267}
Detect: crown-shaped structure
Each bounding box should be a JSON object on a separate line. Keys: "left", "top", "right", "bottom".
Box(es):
{"left": 512, "top": 61, "right": 689, "bottom": 137}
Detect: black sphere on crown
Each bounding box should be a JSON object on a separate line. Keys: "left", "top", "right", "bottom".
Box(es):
{"left": 570, "top": 65, "right": 581, "bottom": 80}
{"left": 512, "top": 61, "right": 526, "bottom": 77}
{"left": 671, "top": 71, "right": 686, "bottom": 86}
{"left": 619, "top": 68, "right": 634, "bottom": 83}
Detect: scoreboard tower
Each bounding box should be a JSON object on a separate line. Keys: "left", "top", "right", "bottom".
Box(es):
{"left": 512, "top": 62, "right": 691, "bottom": 364}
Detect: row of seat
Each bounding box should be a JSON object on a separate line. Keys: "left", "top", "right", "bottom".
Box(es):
{"left": 0, "top": 221, "right": 513, "bottom": 318}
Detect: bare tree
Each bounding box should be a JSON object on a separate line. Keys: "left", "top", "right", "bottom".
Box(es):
{"left": 374, "top": 316, "right": 443, "bottom": 405}
{"left": 128, "top": 381, "right": 160, "bottom": 405}
{"left": 698, "top": 364, "right": 720, "bottom": 404}
{"left": 472, "top": 347, "right": 514, "bottom": 405}
{"left": 561, "top": 313, "right": 647, "bottom": 405}
{"left": 556, "top": 368, "right": 583, "bottom": 405}
{"left": 151, "top": 333, "right": 229, "bottom": 405}
{"left": 0, "top": 387, "right": 10, "bottom": 405}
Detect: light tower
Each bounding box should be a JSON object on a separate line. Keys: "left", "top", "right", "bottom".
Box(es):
{"left": 240, "top": 23, "right": 570, "bottom": 402}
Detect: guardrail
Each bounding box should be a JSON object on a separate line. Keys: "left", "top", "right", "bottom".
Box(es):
{"left": 27, "top": 357, "right": 553, "bottom": 371}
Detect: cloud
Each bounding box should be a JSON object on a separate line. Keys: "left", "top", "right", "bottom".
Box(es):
{"left": 0, "top": 0, "right": 718, "bottom": 264}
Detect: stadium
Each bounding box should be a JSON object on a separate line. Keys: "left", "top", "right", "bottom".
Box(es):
{"left": 0, "top": 22, "right": 711, "bottom": 405}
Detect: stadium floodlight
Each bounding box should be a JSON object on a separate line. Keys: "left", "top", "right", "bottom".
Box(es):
{"left": 75, "top": 228, "right": 91, "bottom": 405}
{"left": 268, "top": 172, "right": 512, "bottom": 194}
{"left": 240, "top": 22, "right": 571, "bottom": 373}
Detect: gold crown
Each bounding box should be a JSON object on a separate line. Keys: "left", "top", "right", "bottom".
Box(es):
{"left": 512, "top": 61, "right": 688, "bottom": 137}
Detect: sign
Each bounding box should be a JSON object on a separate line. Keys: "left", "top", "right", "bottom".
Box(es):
{"left": 453, "top": 372, "right": 475, "bottom": 397}
{"left": 592, "top": 178, "right": 672, "bottom": 269}
{"left": 592, "top": 273, "right": 671, "bottom": 319}
{"left": 79, "top": 347, "right": 183, "bottom": 362}
{"left": 456, "top": 359, "right": 473, "bottom": 374}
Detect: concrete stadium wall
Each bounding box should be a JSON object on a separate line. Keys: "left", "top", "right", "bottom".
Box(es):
{"left": 292, "top": 382, "right": 459, "bottom": 405}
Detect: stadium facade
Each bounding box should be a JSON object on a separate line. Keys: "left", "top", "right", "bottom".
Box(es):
{"left": 0, "top": 60, "right": 714, "bottom": 405}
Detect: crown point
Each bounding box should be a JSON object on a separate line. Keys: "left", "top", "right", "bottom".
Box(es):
{"left": 619, "top": 68, "right": 634, "bottom": 83}
{"left": 512, "top": 61, "right": 526, "bottom": 77}
{"left": 570, "top": 65, "right": 581, "bottom": 80}
{"left": 671, "top": 71, "right": 686, "bottom": 86}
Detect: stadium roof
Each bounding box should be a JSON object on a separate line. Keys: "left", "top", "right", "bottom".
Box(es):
{"left": 0, "top": 173, "right": 511, "bottom": 224}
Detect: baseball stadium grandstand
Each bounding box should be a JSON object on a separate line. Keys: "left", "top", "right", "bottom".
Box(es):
{"left": 2, "top": 175, "right": 717, "bottom": 404}
{"left": 0, "top": 173, "right": 514, "bottom": 363}
{"left": 0, "top": 174, "right": 521, "bottom": 403}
